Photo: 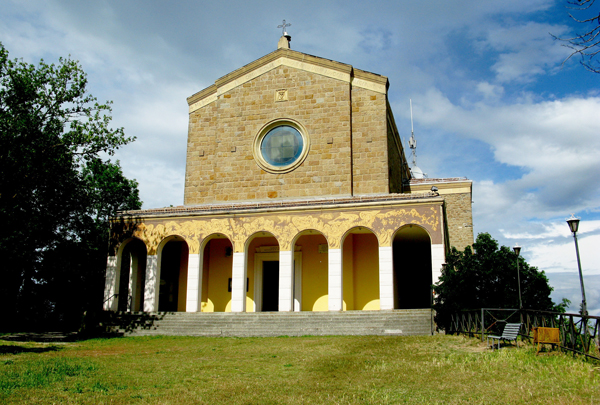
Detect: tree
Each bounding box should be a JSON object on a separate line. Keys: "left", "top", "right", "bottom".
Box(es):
{"left": 433, "top": 233, "right": 560, "bottom": 331}
{"left": 0, "top": 42, "right": 141, "bottom": 331}
{"left": 554, "top": 0, "right": 600, "bottom": 73}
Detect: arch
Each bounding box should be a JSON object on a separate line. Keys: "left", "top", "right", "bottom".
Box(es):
{"left": 199, "top": 233, "right": 234, "bottom": 312}
{"left": 292, "top": 229, "right": 328, "bottom": 311}
{"left": 156, "top": 235, "right": 189, "bottom": 312}
{"left": 341, "top": 226, "right": 380, "bottom": 311}
{"left": 392, "top": 224, "right": 432, "bottom": 309}
{"left": 246, "top": 231, "right": 281, "bottom": 312}
{"left": 115, "top": 237, "right": 147, "bottom": 312}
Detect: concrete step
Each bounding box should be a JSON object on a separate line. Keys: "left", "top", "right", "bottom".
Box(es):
{"left": 102, "top": 309, "right": 433, "bottom": 337}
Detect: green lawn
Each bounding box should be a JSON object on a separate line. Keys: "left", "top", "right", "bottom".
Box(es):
{"left": 1, "top": 334, "right": 598, "bottom": 404}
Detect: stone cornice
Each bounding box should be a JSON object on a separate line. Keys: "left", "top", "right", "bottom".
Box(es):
{"left": 115, "top": 192, "right": 442, "bottom": 221}
{"left": 409, "top": 179, "right": 472, "bottom": 195}
{"left": 187, "top": 48, "right": 389, "bottom": 113}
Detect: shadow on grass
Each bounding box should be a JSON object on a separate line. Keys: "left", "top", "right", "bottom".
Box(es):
{"left": 0, "top": 311, "right": 173, "bottom": 344}
{"left": 0, "top": 345, "right": 61, "bottom": 355}
{"left": 77, "top": 310, "right": 173, "bottom": 338}
{"left": 0, "top": 332, "right": 79, "bottom": 343}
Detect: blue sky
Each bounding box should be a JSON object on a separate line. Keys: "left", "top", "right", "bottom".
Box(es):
{"left": 2, "top": 0, "right": 598, "bottom": 314}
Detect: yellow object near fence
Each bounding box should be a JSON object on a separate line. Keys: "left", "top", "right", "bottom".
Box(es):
{"left": 533, "top": 327, "right": 560, "bottom": 354}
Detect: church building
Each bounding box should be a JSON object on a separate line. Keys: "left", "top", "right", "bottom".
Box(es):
{"left": 103, "top": 32, "right": 473, "bottom": 318}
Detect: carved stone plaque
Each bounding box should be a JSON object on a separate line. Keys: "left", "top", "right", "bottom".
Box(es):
{"left": 274, "top": 89, "right": 288, "bottom": 102}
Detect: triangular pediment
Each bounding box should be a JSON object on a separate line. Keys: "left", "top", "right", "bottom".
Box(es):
{"left": 187, "top": 48, "right": 389, "bottom": 113}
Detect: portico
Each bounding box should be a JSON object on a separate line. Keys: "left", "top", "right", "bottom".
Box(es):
{"left": 103, "top": 33, "right": 473, "bottom": 323}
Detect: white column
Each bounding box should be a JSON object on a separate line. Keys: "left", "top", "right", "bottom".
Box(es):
{"left": 431, "top": 244, "right": 445, "bottom": 285}
{"left": 144, "top": 255, "right": 158, "bottom": 312}
{"left": 293, "top": 252, "right": 303, "bottom": 312}
{"left": 279, "top": 250, "right": 294, "bottom": 312}
{"left": 186, "top": 253, "right": 202, "bottom": 312}
{"left": 127, "top": 255, "right": 135, "bottom": 312}
{"left": 103, "top": 256, "right": 118, "bottom": 311}
{"left": 379, "top": 246, "right": 394, "bottom": 310}
{"left": 231, "top": 252, "right": 247, "bottom": 312}
{"left": 328, "top": 248, "right": 343, "bottom": 311}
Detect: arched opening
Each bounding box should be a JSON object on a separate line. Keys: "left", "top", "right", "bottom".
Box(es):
{"left": 247, "top": 232, "right": 280, "bottom": 312}
{"left": 158, "top": 237, "right": 189, "bottom": 312}
{"left": 342, "top": 227, "right": 380, "bottom": 311}
{"left": 293, "top": 230, "right": 327, "bottom": 311}
{"left": 393, "top": 225, "right": 432, "bottom": 309}
{"left": 117, "top": 238, "right": 147, "bottom": 312}
{"left": 200, "top": 235, "right": 233, "bottom": 312}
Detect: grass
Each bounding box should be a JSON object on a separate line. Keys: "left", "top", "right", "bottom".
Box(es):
{"left": 0, "top": 334, "right": 599, "bottom": 404}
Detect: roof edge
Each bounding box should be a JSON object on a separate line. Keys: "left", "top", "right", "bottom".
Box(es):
{"left": 187, "top": 48, "right": 389, "bottom": 111}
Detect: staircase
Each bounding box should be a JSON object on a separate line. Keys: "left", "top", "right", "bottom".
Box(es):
{"left": 102, "top": 309, "right": 433, "bottom": 337}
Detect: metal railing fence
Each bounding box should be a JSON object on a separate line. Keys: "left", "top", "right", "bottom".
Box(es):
{"left": 449, "top": 308, "right": 600, "bottom": 361}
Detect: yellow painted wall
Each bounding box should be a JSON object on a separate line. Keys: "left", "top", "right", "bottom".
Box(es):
{"left": 353, "top": 233, "right": 380, "bottom": 310}
{"left": 177, "top": 243, "right": 189, "bottom": 312}
{"left": 201, "top": 238, "right": 233, "bottom": 312}
{"left": 342, "top": 233, "right": 380, "bottom": 310}
{"left": 295, "top": 234, "right": 328, "bottom": 311}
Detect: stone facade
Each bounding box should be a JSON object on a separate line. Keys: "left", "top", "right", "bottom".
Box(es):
{"left": 184, "top": 47, "right": 409, "bottom": 205}
{"left": 104, "top": 36, "right": 474, "bottom": 316}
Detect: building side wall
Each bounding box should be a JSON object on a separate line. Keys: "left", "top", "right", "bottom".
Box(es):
{"left": 185, "top": 99, "right": 218, "bottom": 206}
{"left": 444, "top": 192, "right": 474, "bottom": 251}
{"left": 185, "top": 66, "right": 355, "bottom": 205}
{"left": 387, "top": 120, "right": 404, "bottom": 194}
{"left": 351, "top": 87, "right": 389, "bottom": 195}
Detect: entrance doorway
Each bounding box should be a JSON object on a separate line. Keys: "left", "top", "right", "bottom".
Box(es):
{"left": 261, "top": 261, "right": 279, "bottom": 312}
{"left": 158, "top": 239, "right": 189, "bottom": 312}
{"left": 393, "top": 225, "right": 432, "bottom": 309}
{"left": 253, "top": 252, "right": 303, "bottom": 312}
{"left": 117, "top": 238, "right": 147, "bottom": 312}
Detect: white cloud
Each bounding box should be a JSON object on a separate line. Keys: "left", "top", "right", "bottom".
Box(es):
{"left": 416, "top": 90, "right": 600, "bottom": 219}
{"left": 482, "top": 22, "right": 571, "bottom": 82}
{"left": 525, "top": 232, "right": 600, "bottom": 274}
{"left": 548, "top": 273, "right": 600, "bottom": 315}
{"left": 502, "top": 220, "right": 600, "bottom": 240}
{"left": 476, "top": 81, "right": 505, "bottom": 101}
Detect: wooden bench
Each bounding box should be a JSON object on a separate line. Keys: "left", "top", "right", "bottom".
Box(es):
{"left": 487, "top": 323, "right": 521, "bottom": 349}
{"left": 533, "top": 327, "right": 560, "bottom": 354}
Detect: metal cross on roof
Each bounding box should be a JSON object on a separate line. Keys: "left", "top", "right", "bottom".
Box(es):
{"left": 278, "top": 20, "right": 291, "bottom": 36}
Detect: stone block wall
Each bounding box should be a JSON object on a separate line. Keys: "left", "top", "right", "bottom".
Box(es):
{"left": 185, "top": 66, "right": 355, "bottom": 204}
{"left": 351, "top": 87, "right": 389, "bottom": 195}
{"left": 443, "top": 192, "right": 474, "bottom": 251}
{"left": 386, "top": 119, "right": 405, "bottom": 194}
{"left": 184, "top": 63, "right": 393, "bottom": 205}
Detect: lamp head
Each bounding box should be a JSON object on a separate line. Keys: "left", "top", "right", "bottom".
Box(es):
{"left": 513, "top": 244, "right": 521, "bottom": 256}
{"left": 566, "top": 214, "right": 580, "bottom": 234}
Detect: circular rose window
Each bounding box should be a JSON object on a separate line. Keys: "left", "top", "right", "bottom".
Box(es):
{"left": 253, "top": 119, "right": 309, "bottom": 173}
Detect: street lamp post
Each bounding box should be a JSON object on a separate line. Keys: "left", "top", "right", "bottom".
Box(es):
{"left": 566, "top": 214, "right": 588, "bottom": 317}
{"left": 513, "top": 244, "right": 522, "bottom": 310}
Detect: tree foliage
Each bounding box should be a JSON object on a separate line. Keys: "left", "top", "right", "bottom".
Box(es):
{"left": 433, "top": 233, "right": 560, "bottom": 331}
{"left": 554, "top": 0, "right": 600, "bottom": 73}
{"left": 0, "top": 43, "right": 142, "bottom": 331}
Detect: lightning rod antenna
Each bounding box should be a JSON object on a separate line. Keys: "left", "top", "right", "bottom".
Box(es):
{"left": 407, "top": 99, "right": 426, "bottom": 178}
{"left": 408, "top": 99, "right": 417, "bottom": 168}
{"left": 410, "top": 99, "right": 414, "bottom": 134}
